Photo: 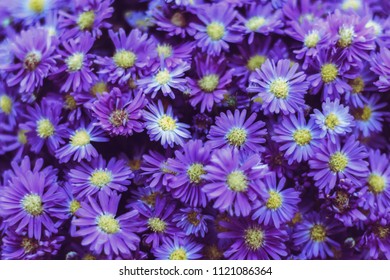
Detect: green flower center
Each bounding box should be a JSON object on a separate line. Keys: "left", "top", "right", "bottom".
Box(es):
{"left": 22, "top": 194, "right": 43, "bottom": 216}
{"left": 187, "top": 211, "right": 200, "bottom": 226}
{"left": 325, "top": 113, "right": 340, "bottom": 130}
{"left": 266, "top": 191, "right": 283, "bottom": 210}
{"left": 246, "top": 16, "right": 267, "bottom": 31}
{"left": 226, "top": 127, "right": 247, "bottom": 147}
{"left": 113, "top": 50, "right": 137, "bottom": 69}
{"left": 24, "top": 51, "right": 42, "bottom": 71}
{"left": 158, "top": 115, "right": 176, "bottom": 131}
{"left": 349, "top": 77, "right": 364, "bottom": 94}
{"left": 227, "top": 170, "right": 248, "bottom": 192}
{"left": 247, "top": 55, "right": 267, "bottom": 71}
{"left": 97, "top": 215, "right": 120, "bottom": 234}
{"left": 18, "top": 129, "right": 28, "bottom": 144}
{"left": 321, "top": 63, "right": 338, "bottom": 83}
{"left": 206, "top": 22, "right": 225, "bottom": 41}
{"left": 157, "top": 44, "right": 172, "bottom": 58}
{"left": 0, "top": 94, "right": 12, "bottom": 114}
{"left": 269, "top": 78, "right": 289, "bottom": 99}
{"left": 109, "top": 109, "right": 128, "bottom": 127}
{"left": 169, "top": 248, "right": 187, "bottom": 260}
{"left": 89, "top": 170, "right": 112, "bottom": 188}
{"left": 244, "top": 228, "right": 264, "bottom": 250}
{"left": 293, "top": 129, "right": 312, "bottom": 146}
{"left": 91, "top": 81, "right": 108, "bottom": 96}
{"left": 310, "top": 224, "right": 326, "bottom": 242}
{"left": 155, "top": 69, "right": 171, "bottom": 85}
{"left": 71, "top": 129, "right": 90, "bottom": 147}
{"left": 28, "top": 0, "right": 45, "bottom": 13}
{"left": 148, "top": 217, "right": 166, "bottom": 232}
{"left": 198, "top": 74, "right": 219, "bottom": 92}
{"left": 69, "top": 199, "right": 81, "bottom": 215}
{"left": 338, "top": 26, "right": 355, "bottom": 48}
{"left": 66, "top": 53, "right": 84, "bottom": 72}
{"left": 368, "top": 173, "right": 386, "bottom": 194}
{"left": 77, "top": 11, "right": 95, "bottom": 30}
{"left": 21, "top": 237, "right": 39, "bottom": 254}
{"left": 304, "top": 30, "right": 320, "bottom": 48}
{"left": 37, "top": 118, "right": 54, "bottom": 138}
{"left": 171, "top": 12, "right": 186, "bottom": 27}
{"left": 329, "top": 152, "right": 349, "bottom": 172}
{"left": 187, "top": 163, "right": 206, "bottom": 184}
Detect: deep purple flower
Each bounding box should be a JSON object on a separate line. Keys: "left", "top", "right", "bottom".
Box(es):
{"left": 172, "top": 207, "right": 213, "bottom": 238}
{"left": 152, "top": 236, "right": 203, "bottom": 260}
{"left": 371, "top": 47, "right": 390, "bottom": 92}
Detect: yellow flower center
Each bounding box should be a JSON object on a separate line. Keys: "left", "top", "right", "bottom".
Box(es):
{"left": 69, "top": 199, "right": 81, "bottom": 215}
{"left": 91, "top": 81, "right": 108, "bottom": 97}
{"left": 89, "top": 170, "right": 112, "bottom": 188}
{"left": 155, "top": 69, "right": 171, "bottom": 85}
{"left": 247, "top": 55, "right": 267, "bottom": 71}
{"left": 349, "top": 77, "right": 364, "bottom": 94}
{"left": 158, "top": 115, "right": 176, "bottom": 131}
{"left": 329, "top": 152, "right": 349, "bottom": 172}
{"left": 338, "top": 26, "right": 355, "bottom": 48}
{"left": 204, "top": 245, "right": 223, "bottom": 260}
{"left": 109, "top": 109, "right": 128, "bottom": 127}
{"left": 310, "top": 224, "right": 326, "bottom": 242}
{"left": 187, "top": 211, "right": 200, "bottom": 226}
{"left": 266, "top": 191, "right": 283, "bottom": 210}
{"left": 28, "top": 0, "right": 45, "bottom": 13}
{"left": 83, "top": 254, "right": 97, "bottom": 260}
{"left": 325, "top": 113, "right": 340, "bottom": 130}
{"left": 22, "top": 194, "right": 43, "bottom": 216}
{"left": 365, "top": 20, "right": 382, "bottom": 36}
{"left": 157, "top": 44, "right": 172, "bottom": 58}
{"left": 169, "top": 248, "right": 187, "bottom": 260}
{"left": 77, "top": 11, "right": 95, "bottom": 30}
{"left": 24, "top": 51, "right": 42, "bottom": 71}
{"left": 291, "top": 212, "right": 302, "bottom": 225}
{"left": 269, "top": 78, "right": 289, "bottom": 99}
{"left": 113, "top": 50, "right": 137, "bottom": 69}
{"left": 304, "top": 30, "right": 320, "bottom": 48}
{"left": 334, "top": 190, "right": 350, "bottom": 212}
{"left": 141, "top": 192, "right": 159, "bottom": 207}
{"left": 246, "top": 16, "right": 267, "bottom": 31}
{"left": 18, "top": 129, "right": 28, "bottom": 144}
{"left": 66, "top": 53, "right": 84, "bottom": 72}
{"left": 148, "top": 217, "right": 166, "bottom": 232}
{"left": 187, "top": 163, "right": 206, "bottom": 184}
{"left": 97, "top": 215, "right": 120, "bottom": 234}
{"left": 226, "top": 127, "right": 247, "bottom": 147}
{"left": 293, "top": 129, "right": 312, "bottom": 146}
{"left": 129, "top": 159, "right": 141, "bottom": 171}
{"left": 206, "top": 22, "right": 225, "bottom": 41}
{"left": 227, "top": 170, "right": 248, "bottom": 192}
{"left": 0, "top": 94, "right": 12, "bottom": 114}
{"left": 198, "top": 74, "right": 219, "bottom": 92}
{"left": 368, "top": 173, "right": 386, "bottom": 194}
{"left": 21, "top": 237, "right": 39, "bottom": 254}
{"left": 355, "top": 105, "right": 372, "bottom": 121}
{"left": 374, "top": 225, "right": 389, "bottom": 239}
{"left": 321, "top": 63, "right": 338, "bottom": 83}
{"left": 171, "top": 12, "right": 186, "bottom": 27}
{"left": 64, "top": 94, "right": 77, "bottom": 110}
{"left": 342, "top": 0, "right": 362, "bottom": 11}
{"left": 70, "top": 129, "right": 90, "bottom": 147}
{"left": 244, "top": 228, "right": 264, "bottom": 250}
{"left": 36, "top": 118, "right": 54, "bottom": 138}
{"left": 253, "top": 96, "right": 263, "bottom": 104}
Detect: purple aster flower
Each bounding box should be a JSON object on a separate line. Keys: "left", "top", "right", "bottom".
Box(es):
{"left": 54, "top": 33, "right": 97, "bottom": 93}
{"left": 187, "top": 55, "right": 234, "bottom": 113}
{"left": 293, "top": 212, "right": 342, "bottom": 259}
{"left": 68, "top": 155, "right": 133, "bottom": 199}
{"left": 252, "top": 172, "right": 301, "bottom": 228}
{"left": 218, "top": 218, "right": 288, "bottom": 260}
{"left": 125, "top": 10, "right": 153, "bottom": 32}
{"left": 154, "top": 42, "right": 194, "bottom": 68}
{"left": 248, "top": 59, "right": 309, "bottom": 115}
{"left": 72, "top": 191, "right": 141, "bottom": 258}
{"left": 19, "top": 98, "right": 68, "bottom": 154}
{"left": 308, "top": 136, "right": 369, "bottom": 194}
{"left": 10, "top": 0, "right": 62, "bottom": 25}
{"left": 371, "top": 47, "right": 390, "bottom": 92}
{"left": 190, "top": 3, "right": 242, "bottom": 56}
{"left": 0, "top": 156, "right": 67, "bottom": 239}
{"left": 203, "top": 147, "right": 268, "bottom": 217}
{"left": 0, "top": 126, "right": 29, "bottom": 160}
{"left": 167, "top": 139, "right": 210, "bottom": 207}
{"left": 311, "top": 98, "right": 354, "bottom": 144}
{"left": 263, "top": 139, "right": 298, "bottom": 179}
{"left": 2, "top": 27, "right": 58, "bottom": 93}
{"left": 283, "top": 0, "right": 325, "bottom": 25}
{"left": 143, "top": 99, "right": 191, "bottom": 148}
{"left": 126, "top": 186, "right": 163, "bottom": 209}
{"left": 208, "top": 109, "right": 267, "bottom": 153}
{"left": 272, "top": 111, "right": 321, "bottom": 164}
{"left": 55, "top": 120, "right": 109, "bottom": 163}
{"left": 172, "top": 207, "right": 213, "bottom": 238}
{"left": 0, "top": 85, "right": 22, "bottom": 128}
{"left": 152, "top": 236, "right": 203, "bottom": 260}
{"left": 91, "top": 88, "right": 146, "bottom": 137}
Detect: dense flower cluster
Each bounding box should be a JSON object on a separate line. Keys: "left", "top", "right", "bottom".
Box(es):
{"left": 0, "top": 0, "right": 390, "bottom": 260}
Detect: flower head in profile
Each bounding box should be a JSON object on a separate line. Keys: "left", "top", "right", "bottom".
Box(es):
{"left": 371, "top": 47, "right": 390, "bottom": 92}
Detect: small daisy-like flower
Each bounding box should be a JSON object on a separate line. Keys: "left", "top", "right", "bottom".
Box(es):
{"left": 208, "top": 109, "right": 267, "bottom": 153}
{"left": 152, "top": 236, "right": 203, "bottom": 260}
{"left": 154, "top": 42, "right": 194, "bottom": 68}
{"left": 308, "top": 136, "right": 369, "bottom": 194}
{"left": 272, "top": 111, "right": 321, "bottom": 164}
{"left": 311, "top": 98, "right": 354, "bottom": 143}
{"left": 252, "top": 172, "right": 301, "bottom": 228}
{"left": 69, "top": 155, "right": 133, "bottom": 199}
{"left": 203, "top": 147, "right": 268, "bottom": 217}
{"left": 167, "top": 139, "right": 210, "bottom": 207}
{"left": 91, "top": 88, "right": 146, "bottom": 136}
{"left": 10, "top": 0, "right": 61, "bottom": 24}
{"left": 20, "top": 98, "right": 68, "bottom": 154}
{"left": 72, "top": 191, "right": 141, "bottom": 258}
{"left": 2, "top": 27, "right": 58, "bottom": 93}
{"left": 190, "top": 3, "right": 242, "bottom": 56}
{"left": 371, "top": 47, "right": 390, "bottom": 92}
{"left": 248, "top": 59, "right": 309, "bottom": 115}
{"left": 0, "top": 86, "right": 22, "bottom": 128}
{"left": 55, "top": 120, "right": 109, "bottom": 163}
{"left": 218, "top": 218, "right": 288, "bottom": 260}
{"left": 0, "top": 156, "right": 67, "bottom": 239}
{"left": 172, "top": 207, "right": 213, "bottom": 238}
{"left": 143, "top": 100, "right": 191, "bottom": 148}
{"left": 292, "top": 212, "right": 342, "bottom": 259}
{"left": 0, "top": 127, "right": 30, "bottom": 160}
